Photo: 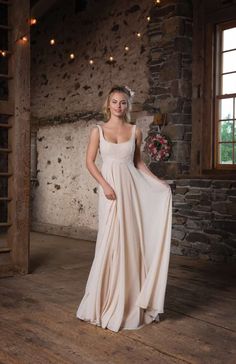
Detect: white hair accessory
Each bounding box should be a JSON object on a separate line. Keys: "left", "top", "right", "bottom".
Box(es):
{"left": 125, "top": 85, "right": 135, "bottom": 98}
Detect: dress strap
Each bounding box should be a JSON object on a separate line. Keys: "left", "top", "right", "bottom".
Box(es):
{"left": 132, "top": 124, "right": 137, "bottom": 141}
{"left": 96, "top": 124, "right": 103, "bottom": 143}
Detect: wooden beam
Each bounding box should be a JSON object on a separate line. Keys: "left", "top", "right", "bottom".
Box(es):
{"left": 0, "top": 100, "right": 14, "bottom": 115}
{"left": 0, "top": 247, "right": 11, "bottom": 253}
{"left": 0, "top": 172, "right": 12, "bottom": 176}
{"left": 0, "top": 148, "right": 12, "bottom": 153}
{"left": 7, "top": 0, "right": 31, "bottom": 274}
{"left": 0, "top": 222, "right": 12, "bottom": 227}
{"left": 0, "top": 123, "right": 12, "bottom": 128}
{"left": 0, "top": 74, "right": 13, "bottom": 79}
{"left": 0, "top": 25, "right": 12, "bottom": 30}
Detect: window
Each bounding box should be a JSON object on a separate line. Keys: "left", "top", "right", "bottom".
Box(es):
{"left": 215, "top": 21, "right": 236, "bottom": 169}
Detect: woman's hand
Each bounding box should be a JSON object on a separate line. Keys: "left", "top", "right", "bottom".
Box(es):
{"left": 103, "top": 183, "right": 116, "bottom": 200}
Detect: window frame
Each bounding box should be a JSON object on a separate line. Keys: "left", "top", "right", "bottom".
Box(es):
{"left": 214, "top": 20, "right": 236, "bottom": 170}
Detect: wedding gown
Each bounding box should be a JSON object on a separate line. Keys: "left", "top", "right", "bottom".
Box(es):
{"left": 76, "top": 123, "right": 172, "bottom": 332}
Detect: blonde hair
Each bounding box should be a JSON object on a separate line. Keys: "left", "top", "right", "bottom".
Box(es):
{"left": 102, "top": 85, "right": 133, "bottom": 123}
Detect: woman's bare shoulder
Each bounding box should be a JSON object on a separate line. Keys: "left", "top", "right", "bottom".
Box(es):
{"left": 135, "top": 125, "right": 142, "bottom": 137}
{"left": 89, "top": 124, "right": 99, "bottom": 140}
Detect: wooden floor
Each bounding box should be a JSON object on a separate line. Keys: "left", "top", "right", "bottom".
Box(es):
{"left": 0, "top": 232, "right": 235, "bottom": 364}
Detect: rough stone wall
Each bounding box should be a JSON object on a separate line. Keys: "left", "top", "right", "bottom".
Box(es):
{"left": 170, "top": 179, "right": 236, "bottom": 262}
{"left": 31, "top": 119, "right": 102, "bottom": 240}
{"left": 145, "top": 0, "right": 193, "bottom": 178}
{"left": 31, "top": 0, "right": 151, "bottom": 119}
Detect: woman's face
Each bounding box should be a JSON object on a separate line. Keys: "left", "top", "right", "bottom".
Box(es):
{"left": 109, "top": 92, "right": 128, "bottom": 118}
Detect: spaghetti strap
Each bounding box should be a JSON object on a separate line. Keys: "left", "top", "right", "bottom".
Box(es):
{"left": 95, "top": 124, "right": 103, "bottom": 144}
{"left": 132, "top": 124, "right": 136, "bottom": 140}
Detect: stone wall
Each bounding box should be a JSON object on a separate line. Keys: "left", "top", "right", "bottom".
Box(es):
{"left": 170, "top": 179, "right": 236, "bottom": 262}
{"left": 145, "top": 0, "right": 193, "bottom": 178}
{"left": 31, "top": 0, "right": 151, "bottom": 119}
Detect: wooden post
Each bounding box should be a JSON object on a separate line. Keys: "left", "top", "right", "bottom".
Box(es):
{"left": 7, "top": 0, "right": 31, "bottom": 274}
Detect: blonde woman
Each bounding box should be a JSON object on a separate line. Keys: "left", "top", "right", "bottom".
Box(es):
{"left": 76, "top": 85, "right": 172, "bottom": 332}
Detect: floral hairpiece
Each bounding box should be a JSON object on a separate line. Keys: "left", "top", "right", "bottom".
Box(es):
{"left": 125, "top": 85, "right": 135, "bottom": 98}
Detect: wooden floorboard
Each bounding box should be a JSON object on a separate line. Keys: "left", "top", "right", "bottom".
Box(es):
{"left": 0, "top": 231, "right": 235, "bottom": 364}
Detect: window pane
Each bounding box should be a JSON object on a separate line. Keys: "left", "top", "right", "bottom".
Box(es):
{"left": 219, "top": 98, "right": 233, "bottom": 119}
{"left": 223, "top": 50, "right": 236, "bottom": 73}
{"left": 223, "top": 27, "right": 236, "bottom": 51}
{"left": 222, "top": 73, "right": 236, "bottom": 94}
{"left": 219, "top": 143, "right": 233, "bottom": 164}
{"left": 219, "top": 120, "right": 233, "bottom": 141}
{"left": 234, "top": 122, "right": 236, "bottom": 141}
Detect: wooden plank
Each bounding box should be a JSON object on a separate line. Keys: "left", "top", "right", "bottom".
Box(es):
{"left": 0, "top": 25, "right": 12, "bottom": 30}
{"left": 0, "top": 172, "right": 12, "bottom": 176}
{"left": 0, "top": 100, "right": 14, "bottom": 115}
{"left": 2, "top": 233, "right": 236, "bottom": 364}
{"left": 0, "top": 148, "right": 12, "bottom": 153}
{"left": 0, "top": 247, "right": 11, "bottom": 253}
{"left": 7, "top": 0, "right": 30, "bottom": 274}
{"left": 0, "top": 74, "right": 13, "bottom": 79}
{"left": 0, "top": 123, "right": 12, "bottom": 128}
{"left": 0, "top": 222, "right": 12, "bottom": 226}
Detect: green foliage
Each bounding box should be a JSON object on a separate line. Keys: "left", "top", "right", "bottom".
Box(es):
{"left": 220, "top": 117, "right": 234, "bottom": 163}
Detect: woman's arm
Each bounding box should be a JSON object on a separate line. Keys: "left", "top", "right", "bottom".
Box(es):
{"left": 86, "top": 126, "right": 116, "bottom": 200}
{"left": 133, "top": 126, "right": 170, "bottom": 186}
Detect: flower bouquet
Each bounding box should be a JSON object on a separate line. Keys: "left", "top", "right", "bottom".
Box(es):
{"left": 144, "top": 132, "right": 172, "bottom": 161}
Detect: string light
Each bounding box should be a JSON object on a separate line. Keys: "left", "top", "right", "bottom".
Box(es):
{"left": 30, "top": 18, "right": 37, "bottom": 25}
{"left": 0, "top": 50, "right": 7, "bottom": 57}
{"left": 21, "top": 36, "right": 28, "bottom": 43}
{"left": 13, "top": 2, "right": 157, "bottom": 66}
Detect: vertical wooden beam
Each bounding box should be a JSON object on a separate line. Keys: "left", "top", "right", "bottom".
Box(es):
{"left": 8, "top": 0, "right": 30, "bottom": 273}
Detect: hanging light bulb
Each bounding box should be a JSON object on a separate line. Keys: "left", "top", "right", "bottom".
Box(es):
{"left": 136, "top": 32, "right": 141, "bottom": 38}
{"left": 30, "top": 18, "right": 37, "bottom": 25}
{"left": 20, "top": 36, "right": 28, "bottom": 43}
{"left": 50, "top": 39, "right": 55, "bottom": 45}
{"left": 69, "top": 53, "right": 75, "bottom": 59}
{"left": 0, "top": 50, "right": 7, "bottom": 57}
{"left": 109, "top": 56, "right": 114, "bottom": 62}
{"left": 155, "top": 0, "right": 161, "bottom": 4}
{"left": 147, "top": 16, "right": 151, "bottom": 22}
{"left": 124, "top": 46, "right": 129, "bottom": 51}
{"left": 89, "top": 59, "right": 94, "bottom": 65}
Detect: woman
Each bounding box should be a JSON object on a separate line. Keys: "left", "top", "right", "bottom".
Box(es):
{"left": 76, "top": 85, "right": 172, "bottom": 332}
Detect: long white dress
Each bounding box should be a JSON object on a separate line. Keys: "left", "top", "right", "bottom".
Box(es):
{"left": 76, "top": 123, "right": 172, "bottom": 332}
